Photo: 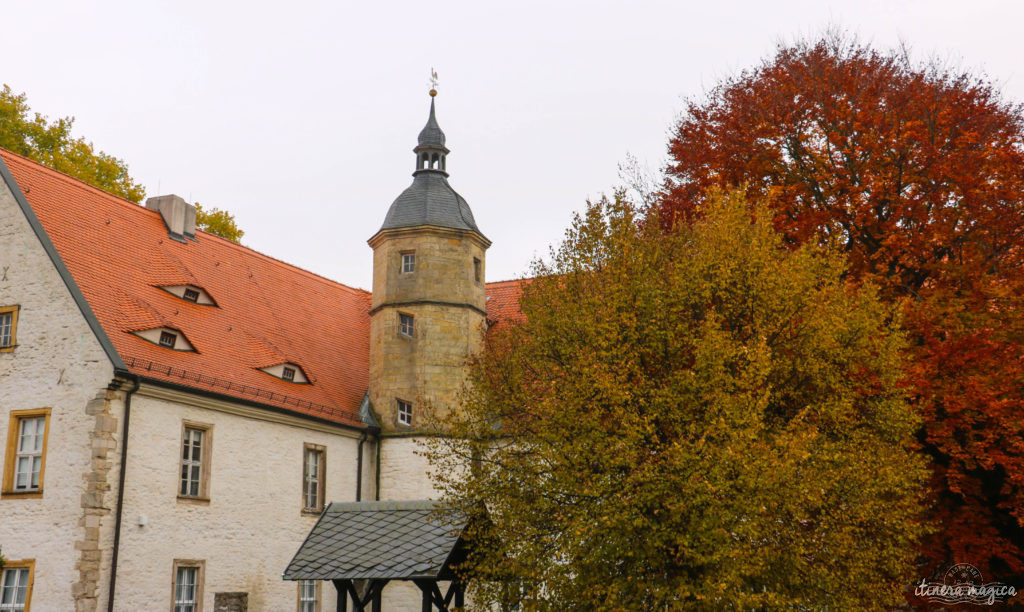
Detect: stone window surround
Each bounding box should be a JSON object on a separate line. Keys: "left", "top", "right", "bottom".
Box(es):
{"left": 2, "top": 408, "right": 51, "bottom": 499}
{"left": 170, "top": 559, "right": 205, "bottom": 612}
{"left": 0, "top": 304, "right": 19, "bottom": 352}
{"left": 296, "top": 579, "right": 321, "bottom": 612}
{"left": 177, "top": 421, "right": 213, "bottom": 504}
{"left": 302, "top": 443, "right": 326, "bottom": 514}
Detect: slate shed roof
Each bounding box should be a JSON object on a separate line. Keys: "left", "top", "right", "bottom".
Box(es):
{"left": 284, "top": 500, "right": 468, "bottom": 581}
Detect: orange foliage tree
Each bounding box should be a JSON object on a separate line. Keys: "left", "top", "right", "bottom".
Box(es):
{"left": 659, "top": 34, "right": 1024, "bottom": 584}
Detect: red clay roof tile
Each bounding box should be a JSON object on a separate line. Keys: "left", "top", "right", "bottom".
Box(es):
{"left": 2, "top": 148, "right": 525, "bottom": 426}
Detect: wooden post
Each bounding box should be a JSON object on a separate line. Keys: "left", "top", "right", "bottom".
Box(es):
{"left": 333, "top": 579, "right": 348, "bottom": 612}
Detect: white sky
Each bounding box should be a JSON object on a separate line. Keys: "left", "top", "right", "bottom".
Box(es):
{"left": 2, "top": 1, "right": 1021, "bottom": 290}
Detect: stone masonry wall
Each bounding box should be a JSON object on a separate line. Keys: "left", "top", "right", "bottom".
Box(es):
{"left": 0, "top": 172, "right": 118, "bottom": 611}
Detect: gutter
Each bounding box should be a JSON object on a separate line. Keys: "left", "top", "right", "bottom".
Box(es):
{"left": 107, "top": 370, "right": 139, "bottom": 612}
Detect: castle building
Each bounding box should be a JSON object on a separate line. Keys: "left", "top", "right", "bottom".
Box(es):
{"left": 0, "top": 91, "right": 520, "bottom": 611}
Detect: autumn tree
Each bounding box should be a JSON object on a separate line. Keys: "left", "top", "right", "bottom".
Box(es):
{"left": 428, "top": 190, "right": 927, "bottom": 610}
{"left": 659, "top": 34, "right": 1024, "bottom": 585}
{"left": 195, "top": 203, "right": 244, "bottom": 242}
{"left": 0, "top": 84, "right": 145, "bottom": 202}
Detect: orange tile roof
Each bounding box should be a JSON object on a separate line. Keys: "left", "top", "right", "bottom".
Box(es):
{"left": 2, "top": 149, "right": 525, "bottom": 427}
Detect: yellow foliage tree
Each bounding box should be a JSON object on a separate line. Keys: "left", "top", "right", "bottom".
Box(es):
{"left": 428, "top": 189, "right": 928, "bottom": 610}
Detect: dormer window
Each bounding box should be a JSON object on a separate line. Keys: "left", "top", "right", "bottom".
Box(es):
{"left": 259, "top": 363, "right": 310, "bottom": 384}
{"left": 131, "top": 327, "right": 196, "bottom": 352}
{"left": 401, "top": 252, "right": 416, "bottom": 274}
{"left": 159, "top": 285, "right": 216, "bottom": 306}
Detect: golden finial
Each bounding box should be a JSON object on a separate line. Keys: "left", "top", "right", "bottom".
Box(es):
{"left": 429, "top": 68, "right": 439, "bottom": 97}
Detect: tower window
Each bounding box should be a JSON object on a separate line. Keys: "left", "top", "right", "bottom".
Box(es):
{"left": 159, "top": 331, "right": 177, "bottom": 348}
{"left": 401, "top": 252, "right": 415, "bottom": 274}
{"left": 474, "top": 258, "right": 482, "bottom": 282}
{"left": 397, "top": 400, "right": 412, "bottom": 426}
{"left": 399, "top": 314, "right": 414, "bottom": 338}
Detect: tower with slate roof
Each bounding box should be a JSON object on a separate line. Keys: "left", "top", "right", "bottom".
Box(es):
{"left": 368, "top": 88, "right": 490, "bottom": 499}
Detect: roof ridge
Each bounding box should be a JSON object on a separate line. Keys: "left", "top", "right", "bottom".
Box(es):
{"left": 0, "top": 147, "right": 372, "bottom": 297}
{"left": 486, "top": 277, "right": 530, "bottom": 286}
{"left": 0, "top": 146, "right": 146, "bottom": 208}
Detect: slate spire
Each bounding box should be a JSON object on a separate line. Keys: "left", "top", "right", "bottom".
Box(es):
{"left": 414, "top": 89, "right": 449, "bottom": 176}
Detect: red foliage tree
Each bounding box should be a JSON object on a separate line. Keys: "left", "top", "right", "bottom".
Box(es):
{"left": 659, "top": 34, "right": 1024, "bottom": 585}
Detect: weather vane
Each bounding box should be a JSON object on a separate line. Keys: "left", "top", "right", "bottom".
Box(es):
{"left": 429, "top": 68, "right": 439, "bottom": 96}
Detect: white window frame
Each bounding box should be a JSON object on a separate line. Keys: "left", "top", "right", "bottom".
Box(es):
{"left": 0, "top": 306, "right": 18, "bottom": 351}
{"left": 399, "top": 314, "right": 414, "bottom": 338}
{"left": 171, "top": 560, "right": 204, "bottom": 612}
{"left": 401, "top": 252, "right": 415, "bottom": 274}
{"left": 397, "top": 400, "right": 412, "bottom": 426}
{"left": 3, "top": 409, "right": 50, "bottom": 498}
{"left": 0, "top": 561, "right": 33, "bottom": 612}
{"left": 178, "top": 423, "right": 212, "bottom": 501}
{"left": 302, "top": 444, "right": 325, "bottom": 513}
{"left": 297, "top": 579, "right": 320, "bottom": 612}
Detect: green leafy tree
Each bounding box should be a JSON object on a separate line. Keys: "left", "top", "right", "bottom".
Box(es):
{"left": 428, "top": 190, "right": 928, "bottom": 610}
{"left": 195, "top": 203, "right": 244, "bottom": 242}
{"left": 0, "top": 84, "right": 145, "bottom": 202}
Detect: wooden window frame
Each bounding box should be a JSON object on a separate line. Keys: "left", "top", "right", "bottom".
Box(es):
{"left": 182, "top": 288, "right": 200, "bottom": 303}
{"left": 170, "top": 559, "right": 205, "bottom": 612}
{"left": 3, "top": 409, "right": 51, "bottom": 499}
{"left": 296, "top": 579, "right": 321, "bottom": 612}
{"left": 302, "top": 444, "right": 326, "bottom": 514}
{"left": 282, "top": 366, "right": 296, "bottom": 382}
{"left": 177, "top": 422, "right": 212, "bottom": 504}
{"left": 0, "top": 559, "right": 35, "bottom": 612}
{"left": 0, "top": 305, "right": 19, "bottom": 352}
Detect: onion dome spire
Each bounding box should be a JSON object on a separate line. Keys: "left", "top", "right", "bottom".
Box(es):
{"left": 375, "top": 84, "right": 483, "bottom": 236}
{"left": 414, "top": 87, "right": 449, "bottom": 175}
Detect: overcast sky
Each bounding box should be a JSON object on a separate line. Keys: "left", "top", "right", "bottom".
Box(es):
{"left": 2, "top": 1, "right": 1021, "bottom": 289}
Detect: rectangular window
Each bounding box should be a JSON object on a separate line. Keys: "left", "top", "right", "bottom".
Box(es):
{"left": 474, "top": 258, "right": 481, "bottom": 282}
{"left": 3, "top": 409, "right": 50, "bottom": 497}
{"left": 397, "top": 400, "right": 412, "bottom": 426}
{"left": 401, "top": 252, "right": 415, "bottom": 274}
{"left": 0, "top": 561, "right": 33, "bottom": 612}
{"left": 399, "top": 314, "right": 414, "bottom": 338}
{"left": 282, "top": 367, "right": 296, "bottom": 382}
{"left": 297, "top": 580, "right": 319, "bottom": 612}
{"left": 302, "top": 445, "right": 325, "bottom": 513}
{"left": 159, "top": 331, "right": 177, "bottom": 348}
{"left": 0, "top": 305, "right": 19, "bottom": 352}
{"left": 179, "top": 423, "right": 212, "bottom": 501}
{"left": 171, "top": 560, "right": 204, "bottom": 612}
{"left": 182, "top": 288, "right": 200, "bottom": 303}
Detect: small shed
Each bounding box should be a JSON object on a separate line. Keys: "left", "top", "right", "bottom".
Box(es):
{"left": 284, "top": 500, "right": 471, "bottom": 611}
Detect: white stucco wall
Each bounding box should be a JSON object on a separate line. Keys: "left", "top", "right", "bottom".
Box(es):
{"left": 0, "top": 174, "right": 119, "bottom": 610}
{"left": 112, "top": 387, "right": 371, "bottom": 612}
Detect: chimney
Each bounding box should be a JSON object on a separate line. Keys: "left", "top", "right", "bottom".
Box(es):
{"left": 145, "top": 194, "right": 197, "bottom": 242}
